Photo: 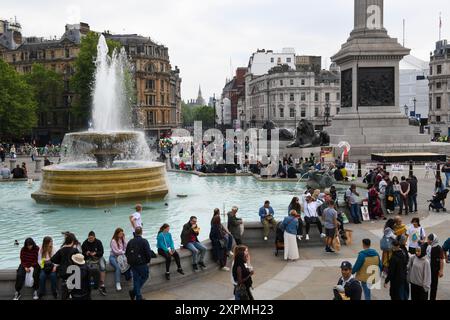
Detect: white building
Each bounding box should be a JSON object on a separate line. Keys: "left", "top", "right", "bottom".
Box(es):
{"left": 399, "top": 55, "right": 429, "bottom": 120}
{"left": 248, "top": 48, "right": 296, "bottom": 76}
{"left": 243, "top": 64, "right": 340, "bottom": 129}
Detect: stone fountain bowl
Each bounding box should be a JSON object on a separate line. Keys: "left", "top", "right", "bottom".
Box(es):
{"left": 66, "top": 131, "right": 140, "bottom": 146}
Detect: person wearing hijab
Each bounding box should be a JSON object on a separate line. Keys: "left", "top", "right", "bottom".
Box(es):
{"left": 408, "top": 246, "right": 431, "bottom": 300}
{"left": 425, "top": 234, "right": 445, "bottom": 300}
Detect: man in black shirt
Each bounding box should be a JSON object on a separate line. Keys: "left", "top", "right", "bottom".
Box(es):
{"left": 407, "top": 175, "right": 418, "bottom": 213}
{"left": 11, "top": 165, "right": 25, "bottom": 179}
{"left": 81, "top": 231, "right": 107, "bottom": 296}
{"left": 384, "top": 239, "right": 409, "bottom": 300}
{"left": 334, "top": 261, "right": 362, "bottom": 300}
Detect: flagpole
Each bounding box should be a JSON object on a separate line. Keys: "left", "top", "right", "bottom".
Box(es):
{"left": 439, "top": 12, "right": 442, "bottom": 41}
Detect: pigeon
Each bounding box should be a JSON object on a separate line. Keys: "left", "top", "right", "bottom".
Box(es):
{"left": 14, "top": 240, "right": 19, "bottom": 246}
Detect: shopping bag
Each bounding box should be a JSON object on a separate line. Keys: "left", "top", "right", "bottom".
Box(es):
{"left": 25, "top": 267, "right": 34, "bottom": 288}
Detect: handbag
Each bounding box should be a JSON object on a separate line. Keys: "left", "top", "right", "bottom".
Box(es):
{"left": 117, "top": 254, "right": 130, "bottom": 274}
{"left": 387, "top": 195, "right": 394, "bottom": 202}
{"left": 43, "top": 261, "right": 55, "bottom": 274}
{"left": 219, "top": 239, "right": 227, "bottom": 249}
{"left": 235, "top": 284, "right": 250, "bottom": 300}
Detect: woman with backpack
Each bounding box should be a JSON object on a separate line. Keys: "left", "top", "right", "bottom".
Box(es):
{"left": 381, "top": 219, "right": 397, "bottom": 277}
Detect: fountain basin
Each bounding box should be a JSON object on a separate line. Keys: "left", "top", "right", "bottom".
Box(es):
{"left": 31, "top": 161, "right": 168, "bottom": 207}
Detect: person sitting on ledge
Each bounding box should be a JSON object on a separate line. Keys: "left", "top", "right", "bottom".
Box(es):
{"left": 13, "top": 238, "right": 40, "bottom": 300}
{"left": 227, "top": 206, "right": 244, "bottom": 246}
{"left": 11, "top": 164, "right": 25, "bottom": 179}
{"left": 0, "top": 164, "right": 10, "bottom": 179}
{"left": 181, "top": 216, "right": 207, "bottom": 272}
{"left": 44, "top": 156, "right": 52, "bottom": 166}
{"left": 302, "top": 193, "right": 326, "bottom": 240}
{"left": 82, "top": 231, "right": 107, "bottom": 296}
{"left": 38, "top": 236, "right": 57, "bottom": 300}
{"left": 109, "top": 228, "right": 131, "bottom": 292}
{"left": 259, "top": 200, "right": 277, "bottom": 241}
{"left": 157, "top": 223, "right": 184, "bottom": 280}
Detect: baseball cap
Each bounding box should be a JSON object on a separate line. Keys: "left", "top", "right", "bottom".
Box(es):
{"left": 340, "top": 261, "right": 352, "bottom": 270}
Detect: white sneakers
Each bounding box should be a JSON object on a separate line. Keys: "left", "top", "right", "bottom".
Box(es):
{"left": 13, "top": 291, "right": 21, "bottom": 300}
{"left": 297, "top": 235, "right": 303, "bottom": 241}
{"left": 264, "top": 237, "right": 268, "bottom": 241}
{"left": 305, "top": 234, "right": 310, "bottom": 241}
{"left": 320, "top": 233, "right": 326, "bottom": 238}
{"left": 229, "top": 251, "right": 234, "bottom": 257}
{"left": 32, "top": 290, "right": 39, "bottom": 300}
{"left": 116, "top": 283, "right": 122, "bottom": 291}
{"left": 221, "top": 266, "right": 230, "bottom": 271}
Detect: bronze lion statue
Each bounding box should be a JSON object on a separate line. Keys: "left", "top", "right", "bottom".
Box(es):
{"left": 287, "top": 119, "right": 330, "bottom": 148}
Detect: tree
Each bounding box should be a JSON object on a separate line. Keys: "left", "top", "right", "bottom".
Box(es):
{"left": 0, "top": 60, "right": 37, "bottom": 140}
{"left": 181, "top": 103, "right": 215, "bottom": 128}
{"left": 71, "top": 32, "right": 122, "bottom": 127}
{"left": 23, "top": 63, "right": 63, "bottom": 114}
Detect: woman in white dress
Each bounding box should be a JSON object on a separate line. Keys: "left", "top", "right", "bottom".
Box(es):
{"left": 282, "top": 210, "right": 300, "bottom": 261}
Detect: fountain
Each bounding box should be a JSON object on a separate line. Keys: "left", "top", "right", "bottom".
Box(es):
{"left": 32, "top": 35, "right": 168, "bottom": 206}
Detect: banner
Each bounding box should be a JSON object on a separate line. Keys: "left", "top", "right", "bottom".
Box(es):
{"left": 345, "top": 163, "right": 356, "bottom": 171}
{"left": 425, "top": 163, "right": 437, "bottom": 171}
{"left": 391, "top": 164, "right": 404, "bottom": 172}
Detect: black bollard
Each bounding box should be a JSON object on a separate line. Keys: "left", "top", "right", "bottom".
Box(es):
{"left": 357, "top": 160, "right": 362, "bottom": 178}
{"left": 409, "top": 160, "right": 413, "bottom": 177}
{"left": 383, "top": 160, "right": 387, "bottom": 171}
{"left": 437, "top": 162, "right": 441, "bottom": 178}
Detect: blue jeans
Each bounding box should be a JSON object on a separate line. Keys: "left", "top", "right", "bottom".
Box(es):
{"left": 394, "top": 191, "right": 401, "bottom": 207}
{"left": 408, "top": 193, "right": 417, "bottom": 212}
{"left": 225, "top": 234, "right": 233, "bottom": 252}
{"left": 361, "top": 282, "right": 371, "bottom": 300}
{"left": 350, "top": 204, "right": 361, "bottom": 223}
{"left": 185, "top": 242, "right": 207, "bottom": 265}
{"left": 131, "top": 265, "right": 149, "bottom": 300}
{"left": 445, "top": 172, "right": 450, "bottom": 187}
{"left": 109, "top": 255, "right": 121, "bottom": 284}
{"left": 39, "top": 270, "right": 57, "bottom": 296}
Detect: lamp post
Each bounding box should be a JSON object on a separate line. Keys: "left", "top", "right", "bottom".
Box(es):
{"left": 213, "top": 94, "right": 216, "bottom": 129}
{"left": 325, "top": 101, "right": 330, "bottom": 127}
{"left": 413, "top": 97, "right": 417, "bottom": 117}
{"left": 240, "top": 110, "right": 245, "bottom": 131}
{"left": 221, "top": 101, "right": 224, "bottom": 132}
{"left": 404, "top": 104, "right": 409, "bottom": 117}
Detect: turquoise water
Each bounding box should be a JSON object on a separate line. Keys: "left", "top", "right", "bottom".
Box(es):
{"left": 0, "top": 173, "right": 350, "bottom": 269}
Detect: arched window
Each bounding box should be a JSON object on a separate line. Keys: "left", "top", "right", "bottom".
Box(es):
{"left": 146, "top": 63, "right": 155, "bottom": 73}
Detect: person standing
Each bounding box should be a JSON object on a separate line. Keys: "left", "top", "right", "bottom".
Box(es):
{"left": 442, "top": 161, "right": 450, "bottom": 188}
{"left": 227, "top": 206, "right": 243, "bottom": 246}
{"left": 426, "top": 233, "right": 445, "bottom": 300}
{"left": 345, "top": 184, "right": 361, "bottom": 224}
{"left": 130, "top": 204, "right": 143, "bottom": 236}
{"left": 13, "top": 238, "right": 40, "bottom": 300}
{"left": 181, "top": 216, "right": 207, "bottom": 272}
{"left": 125, "top": 227, "right": 152, "bottom": 301}
{"left": 384, "top": 239, "right": 409, "bottom": 300}
{"left": 0, "top": 146, "right": 5, "bottom": 163}
{"left": 406, "top": 218, "right": 426, "bottom": 255}
{"left": 210, "top": 215, "right": 230, "bottom": 271}
{"left": 323, "top": 200, "right": 338, "bottom": 253}
{"left": 281, "top": 210, "right": 300, "bottom": 261}
{"left": 232, "top": 245, "right": 254, "bottom": 300}
{"left": 157, "top": 224, "right": 184, "bottom": 280}
{"left": 378, "top": 175, "right": 389, "bottom": 216}
{"left": 392, "top": 176, "right": 401, "bottom": 210}
{"left": 352, "top": 239, "right": 382, "bottom": 300}
{"left": 334, "top": 261, "right": 362, "bottom": 300}
{"left": 408, "top": 246, "right": 431, "bottom": 301}
{"left": 407, "top": 175, "right": 418, "bottom": 214}
{"left": 443, "top": 237, "right": 450, "bottom": 263}
{"left": 258, "top": 200, "right": 277, "bottom": 241}
{"left": 288, "top": 197, "right": 304, "bottom": 240}
{"left": 399, "top": 177, "right": 410, "bottom": 215}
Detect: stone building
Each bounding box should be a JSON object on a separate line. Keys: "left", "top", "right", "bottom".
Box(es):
{"left": 221, "top": 67, "right": 246, "bottom": 128}
{"left": 104, "top": 34, "right": 181, "bottom": 139}
{"left": 244, "top": 64, "right": 340, "bottom": 130}
{"left": 429, "top": 40, "right": 450, "bottom": 138}
{"left": 0, "top": 19, "right": 181, "bottom": 143}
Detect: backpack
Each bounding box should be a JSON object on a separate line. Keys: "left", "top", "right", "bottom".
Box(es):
{"left": 380, "top": 235, "right": 393, "bottom": 251}
{"left": 126, "top": 240, "right": 144, "bottom": 266}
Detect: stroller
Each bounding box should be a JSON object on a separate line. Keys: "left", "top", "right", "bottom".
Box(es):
{"left": 428, "top": 189, "right": 449, "bottom": 212}
{"left": 274, "top": 222, "right": 285, "bottom": 256}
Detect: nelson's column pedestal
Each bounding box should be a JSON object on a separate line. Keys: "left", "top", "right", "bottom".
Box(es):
{"left": 327, "top": 0, "right": 449, "bottom": 161}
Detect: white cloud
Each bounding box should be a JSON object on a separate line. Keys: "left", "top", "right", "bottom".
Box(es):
{"left": 2, "top": 0, "right": 449, "bottom": 100}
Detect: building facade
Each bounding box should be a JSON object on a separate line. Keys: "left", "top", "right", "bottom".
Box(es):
{"left": 244, "top": 64, "right": 340, "bottom": 130}
{"left": 429, "top": 40, "right": 450, "bottom": 138}
{"left": 400, "top": 55, "right": 429, "bottom": 121}
{"left": 0, "top": 19, "right": 181, "bottom": 143}
{"left": 247, "top": 48, "right": 296, "bottom": 76}
{"left": 220, "top": 67, "right": 246, "bottom": 128}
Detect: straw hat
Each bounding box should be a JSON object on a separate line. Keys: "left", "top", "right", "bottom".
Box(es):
{"left": 71, "top": 253, "right": 85, "bottom": 265}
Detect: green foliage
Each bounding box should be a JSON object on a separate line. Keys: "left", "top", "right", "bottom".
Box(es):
{"left": 71, "top": 32, "right": 122, "bottom": 127}
{"left": 181, "top": 102, "right": 215, "bottom": 128}
{"left": 0, "top": 60, "right": 37, "bottom": 138}
{"left": 23, "top": 63, "right": 63, "bottom": 113}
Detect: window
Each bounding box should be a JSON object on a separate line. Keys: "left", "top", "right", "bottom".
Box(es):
{"left": 325, "top": 93, "right": 330, "bottom": 102}
{"left": 301, "top": 92, "right": 306, "bottom": 101}
{"left": 51, "top": 51, "right": 55, "bottom": 59}
{"left": 336, "top": 107, "right": 340, "bottom": 114}
{"left": 290, "top": 93, "right": 295, "bottom": 102}
{"left": 146, "top": 95, "right": 156, "bottom": 106}
{"left": 287, "top": 58, "right": 292, "bottom": 63}
{"left": 430, "top": 66, "right": 433, "bottom": 75}
{"left": 437, "top": 82, "right": 442, "bottom": 89}
{"left": 65, "top": 48, "right": 70, "bottom": 58}
{"left": 301, "top": 108, "right": 306, "bottom": 118}
{"left": 146, "top": 63, "right": 155, "bottom": 72}
{"left": 437, "top": 96, "right": 442, "bottom": 109}
{"left": 277, "top": 57, "right": 281, "bottom": 64}
{"left": 314, "top": 93, "right": 319, "bottom": 101}
{"left": 437, "top": 65, "right": 442, "bottom": 74}
{"left": 271, "top": 57, "right": 274, "bottom": 63}
{"left": 279, "top": 108, "right": 284, "bottom": 118}
{"left": 160, "top": 63, "right": 165, "bottom": 72}
{"left": 290, "top": 79, "right": 294, "bottom": 86}
{"left": 147, "top": 111, "right": 154, "bottom": 126}
{"left": 301, "top": 79, "right": 305, "bottom": 86}
{"left": 160, "top": 79, "right": 165, "bottom": 91}
{"left": 279, "top": 93, "right": 284, "bottom": 101}
{"left": 146, "top": 79, "right": 155, "bottom": 90}
{"left": 12, "top": 54, "right": 16, "bottom": 63}
{"left": 336, "top": 92, "right": 340, "bottom": 101}
{"left": 161, "top": 94, "right": 165, "bottom": 105}
{"left": 280, "top": 80, "right": 284, "bottom": 86}
{"left": 290, "top": 108, "right": 295, "bottom": 118}
{"left": 314, "top": 107, "right": 319, "bottom": 117}
{"left": 437, "top": 116, "right": 441, "bottom": 122}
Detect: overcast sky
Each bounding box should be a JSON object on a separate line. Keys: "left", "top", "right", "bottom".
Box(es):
{"left": 3, "top": 0, "right": 449, "bottom": 101}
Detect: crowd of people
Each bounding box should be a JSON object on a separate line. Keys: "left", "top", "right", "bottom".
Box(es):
{"left": 0, "top": 143, "right": 63, "bottom": 161}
